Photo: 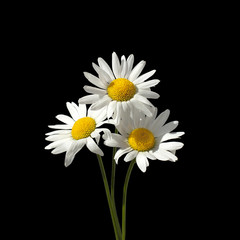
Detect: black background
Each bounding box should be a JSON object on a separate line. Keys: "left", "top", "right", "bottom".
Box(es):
{"left": 6, "top": 3, "right": 222, "bottom": 239}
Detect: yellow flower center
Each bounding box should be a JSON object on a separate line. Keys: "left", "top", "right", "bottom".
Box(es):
{"left": 128, "top": 128, "right": 155, "bottom": 152}
{"left": 107, "top": 78, "right": 136, "bottom": 101}
{"left": 71, "top": 117, "right": 96, "bottom": 140}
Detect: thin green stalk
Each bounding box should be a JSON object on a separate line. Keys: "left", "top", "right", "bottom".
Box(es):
{"left": 111, "top": 127, "right": 122, "bottom": 237}
{"left": 111, "top": 128, "right": 118, "bottom": 201}
{"left": 111, "top": 146, "right": 117, "bottom": 200}
{"left": 97, "top": 154, "right": 121, "bottom": 240}
{"left": 122, "top": 159, "right": 136, "bottom": 240}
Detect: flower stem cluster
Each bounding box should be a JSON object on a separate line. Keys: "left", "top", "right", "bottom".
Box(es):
{"left": 45, "top": 52, "right": 184, "bottom": 240}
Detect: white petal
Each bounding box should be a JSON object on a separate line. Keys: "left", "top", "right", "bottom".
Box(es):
{"left": 46, "top": 130, "right": 71, "bottom": 136}
{"left": 83, "top": 72, "right": 107, "bottom": 89}
{"left": 155, "top": 121, "right": 179, "bottom": 137}
{"left": 86, "top": 137, "right": 104, "bottom": 156}
{"left": 66, "top": 102, "right": 80, "bottom": 121}
{"left": 83, "top": 85, "right": 107, "bottom": 95}
{"left": 65, "top": 139, "right": 86, "bottom": 167}
{"left": 78, "top": 94, "right": 100, "bottom": 104}
{"left": 151, "top": 149, "right": 170, "bottom": 161}
{"left": 143, "top": 151, "right": 157, "bottom": 160}
{"left": 136, "top": 152, "right": 147, "bottom": 172}
{"left": 136, "top": 79, "right": 160, "bottom": 89}
{"left": 76, "top": 103, "right": 87, "bottom": 118}
{"left": 120, "top": 55, "right": 128, "bottom": 78}
{"left": 125, "top": 54, "right": 134, "bottom": 78}
{"left": 56, "top": 114, "right": 75, "bottom": 126}
{"left": 133, "top": 70, "right": 156, "bottom": 84}
{"left": 112, "top": 52, "right": 121, "bottom": 78}
{"left": 160, "top": 142, "right": 184, "bottom": 151}
{"left": 128, "top": 60, "right": 146, "bottom": 81}
{"left": 45, "top": 137, "right": 72, "bottom": 150}
{"left": 152, "top": 148, "right": 178, "bottom": 162}
{"left": 51, "top": 140, "right": 72, "bottom": 154}
{"left": 133, "top": 94, "right": 154, "bottom": 106}
{"left": 114, "top": 101, "right": 122, "bottom": 125}
{"left": 114, "top": 147, "right": 132, "bottom": 164}
{"left": 107, "top": 100, "right": 117, "bottom": 119}
{"left": 121, "top": 101, "right": 128, "bottom": 113}
{"left": 88, "top": 104, "right": 107, "bottom": 123}
{"left": 48, "top": 124, "right": 72, "bottom": 130}
{"left": 124, "top": 150, "right": 138, "bottom": 162}
{"left": 160, "top": 149, "right": 178, "bottom": 162}
{"left": 98, "top": 57, "right": 115, "bottom": 80}
{"left": 150, "top": 109, "right": 170, "bottom": 133}
{"left": 161, "top": 132, "right": 185, "bottom": 142}
{"left": 143, "top": 107, "right": 158, "bottom": 129}
{"left": 92, "top": 63, "right": 112, "bottom": 84}
{"left": 104, "top": 133, "right": 128, "bottom": 148}
{"left": 130, "top": 99, "right": 153, "bottom": 117}
{"left": 71, "top": 102, "right": 83, "bottom": 119}
{"left": 90, "top": 95, "right": 111, "bottom": 110}
{"left": 138, "top": 89, "right": 160, "bottom": 99}
{"left": 45, "top": 133, "right": 71, "bottom": 141}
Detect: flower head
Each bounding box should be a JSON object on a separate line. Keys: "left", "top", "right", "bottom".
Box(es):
{"left": 78, "top": 52, "right": 160, "bottom": 124}
{"left": 45, "top": 102, "right": 110, "bottom": 167}
{"left": 103, "top": 107, "right": 184, "bottom": 172}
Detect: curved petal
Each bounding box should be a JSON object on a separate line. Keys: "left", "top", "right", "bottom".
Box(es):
{"left": 86, "top": 137, "right": 104, "bottom": 156}
{"left": 51, "top": 140, "right": 72, "bottom": 155}
{"left": 125, "top": 54, "right": 134, "bottom": 78}
{"left": 160, "top": 142, "right": 184, "bottom": 151}
{"left": 65, "top": 139, "right": 86, "bottom": 167}
{"left": 45, "top": 137, "right": 72, "bottom": 150}
{"left": 83, "top": 85, "right": 107, "bottom": 95}
{"left": 136, "top": 152, "right": 147, "bottom": 172}
{"left": 104, "top": 133, "right": 128, "bottom": 148}
{"left": 112, "top": 52, "right": 121, "bottom": 79}
{"left": 150, "top": 109, "right": 170, "bottom": 133}
{"left": 130, "top": 99, "right": 153, "bottom": 117}
{"left": 98, "top": 57, "right": 115, "bottom": 80}
{"left": 107, "top": 100, "right": 117, "bottom": 119}
{"left": 133, "top": 70, "right": 156, "bottom": 84}
{"left": 137, "top": 89, "right": 160, "bottom": 99}
{"left": 124, "top": 150, "right": 138, "bottom": 162}
{"left": 92, "top": 63, "right": 112, "bottom": 84}
{"left": 83, "top": 72, "right": 107, "bottom": 89}
{"left": 45, "top": 133, "right": 71, "bottom": 142}
{"left": 91, "top": 95, "right": 111, "bottom": 110}
{"left": 114, "top": 147, "right": 132, "bottom": 164}
{"left": 161, "top": 132, "right": 185, "bottom": 142}
{"left": 78, "top": 94, "right": 101, "bottom": 105}
{"left": 48, "top": 124, "right": 72, "bottom": 130}
{"left": 56, "top": 114, "right": 75, "bottom": 126}
{"left": 120, "top": 55, "right": 128, "bottom": 78}
{"left": 155, "top": 121, "right": 179, "bottom": 137}
{"left": 76, "top": 103, "right": 87, "bottom": 118}
{"left": 66, "top": 102, "right": 80, "bottom": 121}
{"left": 128, "top": 60, "right": 146, "bottom": 82}
{"left": 136, "top": 79, "right": 160, "bottom": 89}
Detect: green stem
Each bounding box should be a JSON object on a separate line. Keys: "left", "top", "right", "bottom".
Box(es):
{"left": 111, "top": 127, "right": 122, "bottom": 237}
{"left": 97, "top": 154, "right": 121, "bottom": 240}
{"left": 122, "top": 159, "right": 136, "bottom": 240}
{"left": 111, "top": 127, "right": 118, "bottom": 200}
{"left": 111, "top": 146, "right": 117, "bottom": 200}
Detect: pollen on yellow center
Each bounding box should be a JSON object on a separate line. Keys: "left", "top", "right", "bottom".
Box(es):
{"left": 71, "top": 117, "right": 96, "bottom": 140}
{"left": 107, "top": 78, "right": 136, "bottom": 101}
{"left": 128, "top": 128, "right": 155, "bottom": 152}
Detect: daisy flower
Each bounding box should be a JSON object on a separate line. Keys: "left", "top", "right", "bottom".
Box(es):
{"left": 45, "top": 102, "right": 110, "bottom": 167}
{"left": 103, "top": 107, "right": 185, "bottom": 172}
{"left": 78, "top": 52, "right": 160, "bottom": 124}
